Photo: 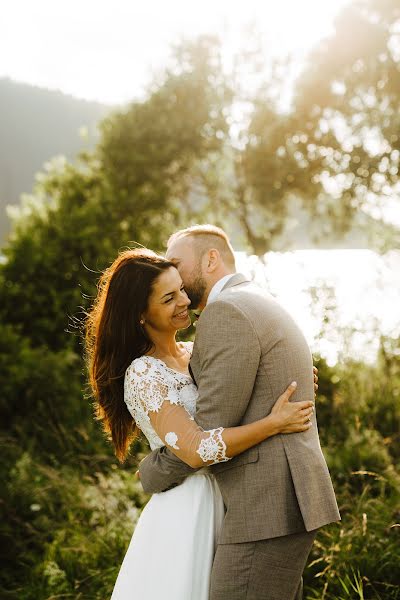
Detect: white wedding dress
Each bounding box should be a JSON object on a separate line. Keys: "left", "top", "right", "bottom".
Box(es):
{"left": 111, "top": 342, "right": 226, "bottom": 600}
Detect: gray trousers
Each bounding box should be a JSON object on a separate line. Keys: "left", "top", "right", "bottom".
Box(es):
{"left": 210, "top": 529, "right": 317, "bottom": 600}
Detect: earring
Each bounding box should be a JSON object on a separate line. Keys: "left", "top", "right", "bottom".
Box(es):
{"left": 140, "top": 319, "right": 144, "bottom": 325}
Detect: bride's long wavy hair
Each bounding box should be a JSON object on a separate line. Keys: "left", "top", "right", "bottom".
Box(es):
{"left": 85, "top": 248, "right": 174, "bottom": 462}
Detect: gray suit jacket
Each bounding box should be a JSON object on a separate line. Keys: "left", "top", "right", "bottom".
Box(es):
{"left": 139, "top": 274, "right": 340, "bottom": 544}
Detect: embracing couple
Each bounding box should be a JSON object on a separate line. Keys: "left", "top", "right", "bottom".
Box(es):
{"left": 85, "top": 224, "right": 340, "bottom": 600}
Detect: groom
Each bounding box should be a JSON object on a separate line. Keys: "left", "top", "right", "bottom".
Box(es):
{"left": 139, "top": 225, "right": 340, "bottom": 600}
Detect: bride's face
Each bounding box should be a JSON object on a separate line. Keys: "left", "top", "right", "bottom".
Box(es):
{"left": 142, "top": 267, "right": 191, "bottom": 334}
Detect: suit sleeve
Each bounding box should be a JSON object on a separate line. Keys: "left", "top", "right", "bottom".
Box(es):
{"left": 139, "top": 301, "right": 260, "bottom": 493}
{"left": 138, "top": 445, "right": 196, "bottom": 494}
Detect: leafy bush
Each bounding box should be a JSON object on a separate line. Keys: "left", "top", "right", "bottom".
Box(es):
{"left": 2, "top": 450, "right": 148, "bottom": 599}
{"left": 303, "top": 346, "right": 400, "bottom": 599}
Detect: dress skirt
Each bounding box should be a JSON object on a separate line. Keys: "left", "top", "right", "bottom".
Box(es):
{"left": 111, "top": 471, "right": 225, "bottom": 600}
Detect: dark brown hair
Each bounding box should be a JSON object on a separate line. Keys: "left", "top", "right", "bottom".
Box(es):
{"left": 85, "top": 248, "right": 174, "bottom": 461}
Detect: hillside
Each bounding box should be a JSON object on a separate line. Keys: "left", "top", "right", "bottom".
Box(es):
{"left": 0, "top": 78, "right": 110, "bottom": 244}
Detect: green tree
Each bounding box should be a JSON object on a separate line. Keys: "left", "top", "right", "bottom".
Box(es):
{"left": 209, "top": 2, "right": 400, "bottom": 254}
{"left": 291, "top": 0, "right": 400, "bottom": 249}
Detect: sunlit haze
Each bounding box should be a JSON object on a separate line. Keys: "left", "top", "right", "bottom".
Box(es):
{"left": 237, "top": 250, "right": 400, "bottom": 365}
{"left": 1, "top": 0, "right": 350, "bottom": 104}
{"left": 2, "top": 0, "right": 398, "bottom": 368}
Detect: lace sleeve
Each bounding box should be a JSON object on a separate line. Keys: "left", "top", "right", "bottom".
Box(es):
{"left": 124, "top": 358, "right": 230, "bottom": 468}
{"left": 149, "top": 401, "right": 230, "bottom": 468}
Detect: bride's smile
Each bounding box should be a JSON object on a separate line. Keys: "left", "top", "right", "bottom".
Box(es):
{"left": 142, "top": 267, "right": 192, "bottom": 334}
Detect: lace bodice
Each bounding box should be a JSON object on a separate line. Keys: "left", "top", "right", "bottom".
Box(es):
{"left": 124, "top": 342, "right": 230, "bottom": 467}
{"left": 125, "top": 343, "right": 197, "bottom": 451}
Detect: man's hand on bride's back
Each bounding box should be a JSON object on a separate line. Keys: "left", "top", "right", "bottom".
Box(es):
{"left": 270, "top": 382, "right": 314, "bottom": 434}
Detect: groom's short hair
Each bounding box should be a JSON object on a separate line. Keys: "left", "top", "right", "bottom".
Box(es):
{"left": 167, "top": 225, "right": 236, "bottom": 268}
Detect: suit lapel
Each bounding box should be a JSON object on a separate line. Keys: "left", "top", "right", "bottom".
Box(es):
{"left": 189, "top": 273, "right": 250, "bottom": 385}
{"left": 189, "top": 347, "right": 200, "bottom": 385}
{"left": 188, "top": 362, "right": 197, "bottom": 385}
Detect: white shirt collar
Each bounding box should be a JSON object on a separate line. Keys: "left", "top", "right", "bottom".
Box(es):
{"left": 207, "top": 274, "right": 236, "bottom": 305}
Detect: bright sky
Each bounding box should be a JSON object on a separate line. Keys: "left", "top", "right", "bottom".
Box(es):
{"left": 237, "top": 249, "right": 400, "bottom": 364}
{"left": 1, "top": 0, "right": 350, "bottom": 105}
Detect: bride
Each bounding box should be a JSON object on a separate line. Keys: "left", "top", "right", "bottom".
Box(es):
{"left": 85, "top": 248, "right": 315, "bottom": 600}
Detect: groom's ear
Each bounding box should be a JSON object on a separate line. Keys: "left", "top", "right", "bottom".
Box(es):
{"left": 205, "top": 249, "right": 220, "bottom": 272}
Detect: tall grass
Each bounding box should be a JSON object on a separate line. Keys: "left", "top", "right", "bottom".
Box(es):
{"left": 1, "top": 337, "right": 399, "bottom": 598}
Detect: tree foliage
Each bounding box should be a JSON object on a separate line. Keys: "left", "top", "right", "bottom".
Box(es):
{"left": 1, "top": 5, "right": 400, "bottom": 597}
{"left": 290, "top": 0, "right": 400, "bottom": 248}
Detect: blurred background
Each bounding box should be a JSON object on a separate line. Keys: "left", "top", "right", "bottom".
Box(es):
{"left": 0, "top": 1, "right": 399, "bottom": 598}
